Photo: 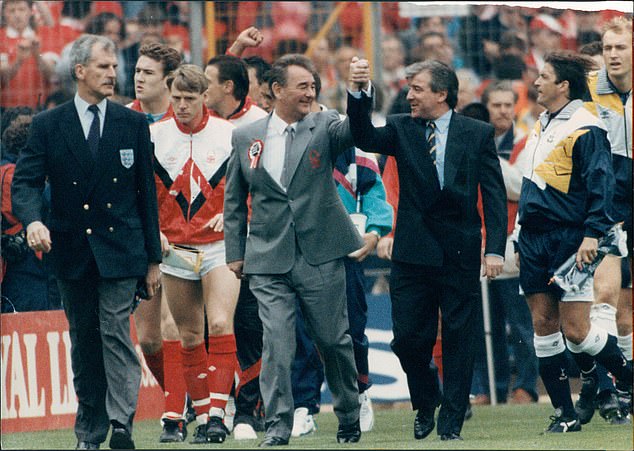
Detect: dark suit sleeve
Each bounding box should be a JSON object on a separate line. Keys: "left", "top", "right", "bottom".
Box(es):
{"left": 223, "top": 130, "right": 249, "bottom": 263}
{"left": 134, "top": 115, "right": 162, "bottom": 263}
{"left": 11, "top": 113, "right": 48, "bottom": 227}
{"left": 346, "top": 90, "right": 398, "bottom": 156}
{"left": 479, "top": 124, "right": 507, "bottom": 257}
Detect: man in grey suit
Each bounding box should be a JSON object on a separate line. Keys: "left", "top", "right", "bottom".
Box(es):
{"left": 224, "top": 54, "right": 362, "bottom": 447}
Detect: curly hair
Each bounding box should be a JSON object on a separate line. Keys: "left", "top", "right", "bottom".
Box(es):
{"left": 2, "top": 114, "right": 33, "bottom": 157}
{"left": 139, "top": 42, "right": 182, "bottom": 78}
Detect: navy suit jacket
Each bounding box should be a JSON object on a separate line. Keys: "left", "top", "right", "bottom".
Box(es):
{"left": 347, "top": 92, "right": 507, "bottom": 271}
{"left": 12, "top": 100, "right": 162, "bottom": 279}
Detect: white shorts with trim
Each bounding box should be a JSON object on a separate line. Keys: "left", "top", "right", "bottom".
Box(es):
{"left": 160, "top": 241, "right": 227, "bottom": 281}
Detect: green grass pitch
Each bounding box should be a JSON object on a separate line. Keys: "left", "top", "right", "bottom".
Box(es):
{"left": 2, "top": 403, "right": 631, "bottom": 450}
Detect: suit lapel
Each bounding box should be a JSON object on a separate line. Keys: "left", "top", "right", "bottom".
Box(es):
{"left": 286, "top": 114, "right": 315, "bottom": 187}
{"left": 403, "top": 117, "right": 440, "bottom": 190}
{"left": 443, "top": 113, "right": 466, "bottom": 188}
{"left": 251, "top": 115, "right": 285, "bottom": 194}
{"left": 59, "top": 103, "right": 94, "bottom": 178}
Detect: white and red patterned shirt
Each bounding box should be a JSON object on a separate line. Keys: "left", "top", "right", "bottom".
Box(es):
{"left": 151, "top": 107, "right": 235, "bottom": 244}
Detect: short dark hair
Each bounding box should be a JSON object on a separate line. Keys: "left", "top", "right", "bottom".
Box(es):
{"left": 405, "top": 60, "right": 458, "bottom": 109}
{"left": 244, "top": 56, "right": 272, "bottom": 85}
{"left": 313, "top": 70, "right": 322, "bottom": 99}
{"left": 499, "top": 32, "right": 527, "bottom": 54}
{"left": 84, "top": 12, "right": 125, "bottom": 43}
{"left": 481, "top": 80, "right": 518, "bottom": 106}
{"left": 2, "top": 114, "right": 33, "bottom": 157}
{"left": 578, "top": 41, "right": 603, "bottom": 57}
{"left": 137, "top": 4, "right": 166, "bottom": 25}
{"left": 493, "top": 54, "right": 526, "bottom": 81}
{"left": 577, "top": 30, "right": 602, "bottom": 47}
{"left": 267, "top": 54, "right": 316, "bottom": 97}
{"left": 139, "top": 42, "right": 181, "bottom": 77}
{"left": 460, "top": 102, "right": 490, "bottom": 123}
{"left": 206, "top": 55, "right": 250, "bottom": 101}
{"left": 544, "top": 51, "right": 595, "bottom": 101}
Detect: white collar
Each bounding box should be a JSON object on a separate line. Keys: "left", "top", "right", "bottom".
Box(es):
{"left": 270, "top": 110, "right": 296, "bottom": 135}
{"left": 74, "top": 94, "right": 107, "bottom": 117}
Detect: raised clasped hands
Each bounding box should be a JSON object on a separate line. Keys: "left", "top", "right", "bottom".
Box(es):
{"left": 348, "top": 56, "right": 371, "bottom": 92}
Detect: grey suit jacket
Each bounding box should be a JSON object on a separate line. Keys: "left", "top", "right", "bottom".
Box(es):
{"left": 224, "top": 109, "right": 364, "bottom": 274}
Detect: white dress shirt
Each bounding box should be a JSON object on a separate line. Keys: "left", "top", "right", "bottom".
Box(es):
{"left": 74, "top": 94, "right": 106, "bottom": 139}
{"left": 262, "top": 110, "right": 296, "bottom": 190}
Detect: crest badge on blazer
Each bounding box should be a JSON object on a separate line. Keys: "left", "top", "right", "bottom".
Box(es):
{"left": 309, "top": 149, "right": 321, "bottom": 169}
{"left": 119, "top": 148, "right": 134, "bottom": 168}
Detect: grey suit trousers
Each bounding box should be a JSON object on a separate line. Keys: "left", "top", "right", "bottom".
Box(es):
{"left": 57, "top": 276, "right": 140, "bottom": 444}
{"left": 249, "top": 251, "right": 360, "bottom": 439}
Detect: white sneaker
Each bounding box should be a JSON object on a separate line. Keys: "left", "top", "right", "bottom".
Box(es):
{"left": 233, "top": 422, "right": 258, "bottom": 440}
{"left": 359, "top": 392, "right": 374, "bottom": 432}
{"left": 291, "top": 407, "right": 316, "bottom": 437}
{"left": 223, "top": 396, "right": 236, "bottom": 432}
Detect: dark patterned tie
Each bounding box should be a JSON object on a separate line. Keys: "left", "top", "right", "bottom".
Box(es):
{"left": 87, "top": 104, "right": 100, "bottom": 159}
{"left": 281, "top": 125, "right": 295, "bottom": 188}
{"left": 427, "top": 120, "right": 437, "bottom": 165}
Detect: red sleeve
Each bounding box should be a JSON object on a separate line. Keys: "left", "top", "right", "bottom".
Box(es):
{"left": 382, "top": 156, "right": 399, "bottom": 238}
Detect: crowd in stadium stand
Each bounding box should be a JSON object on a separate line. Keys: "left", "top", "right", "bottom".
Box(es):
{"left": 1, "top": 0, "right": 632, "bottom": 447}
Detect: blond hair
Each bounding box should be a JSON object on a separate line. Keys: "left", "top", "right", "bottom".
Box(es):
{"left": 166, "top": 64, "right": 208, "bottom": 94}
{"left": 601, "top": 16, "right": 632, "bottom": 39}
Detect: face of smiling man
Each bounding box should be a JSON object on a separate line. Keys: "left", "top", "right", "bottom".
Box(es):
{"left": 405, "top": 70, "right": 448, "bottom": 120}
{"left": 272, "top": 64, "right": 315, "bottom": 124}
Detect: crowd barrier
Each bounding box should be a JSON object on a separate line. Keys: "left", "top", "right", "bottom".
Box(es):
{"left": 2, "top": 294, "right": 426, "bottom": 433}
{"left": 1, "top": 310, "right": 163, "bottom": 433}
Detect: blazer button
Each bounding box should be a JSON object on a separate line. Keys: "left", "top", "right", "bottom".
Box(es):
{"left": 113, "top": 178, "right": 118, "bottom": 183}
{"left": 108, "top": 227, "right": 114, "bottom": 232}
{"left": 72, "top": 181, "right": 78, "bottom": 186}
{"left": 83, "top": 204, "right": 89, "bottom": 210}
{"left": 86, "top": 228, "right": 92, "bottom": 235}
{"left": 106, "top": 203, "right": 112, "bottom": 209}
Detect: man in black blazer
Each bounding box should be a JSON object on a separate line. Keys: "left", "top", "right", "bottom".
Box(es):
{"left": 12, "top": 34, "right": 162, "bottom": 450}
{"left": 347, "top": 58, "right": 507, "bottom": 440}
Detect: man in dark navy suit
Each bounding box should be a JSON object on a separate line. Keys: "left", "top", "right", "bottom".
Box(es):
{"left": 12, "top": 34, "right": 162, "bottom": 450}
{"left": 347, "top": 57, "right": 507, "bottom": 441}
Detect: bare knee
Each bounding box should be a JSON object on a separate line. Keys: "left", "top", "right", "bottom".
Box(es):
{"left": 531, "top": 313, "right": 560, "bottom": 337}
{"left": 561, "top": 317, "right": 590, "bottom": 345}
{"left": 207, "top": 317, "right": 233, "bottom": 336}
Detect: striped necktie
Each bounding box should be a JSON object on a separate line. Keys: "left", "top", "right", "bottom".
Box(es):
{"left": 427, "top": 121, "right": 437, "bottom": 165}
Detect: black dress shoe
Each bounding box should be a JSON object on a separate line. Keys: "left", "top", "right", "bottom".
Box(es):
{"left": 109, "top": 428, "right": 135, "bottom": 450}
{"left": 414, "top": 409, "right": 435, "bottom": 440}
{"left": 440, "top": 432, "right": 463, "bottom": 441}
{"left": 76, "top": 441, "right": 100, "bottom": 449}
{"left": 258, "top": 436, "right": 289, "bottom": 447}
{"left": 336, "top": 420, "right": 361, "bottom": 443}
